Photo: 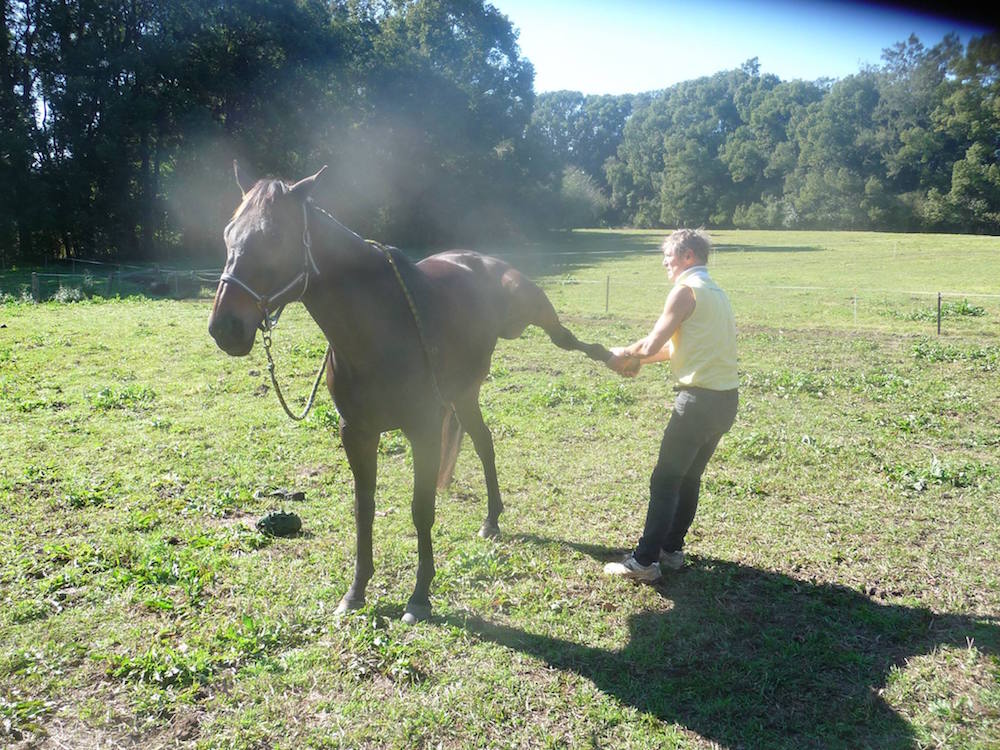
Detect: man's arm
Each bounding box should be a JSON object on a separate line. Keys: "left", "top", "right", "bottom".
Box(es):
{"left": 606, "top": 285, "right": 695, "bottom": 378}
{"left": 621, "top": 284, "right": 696, "bottom": 359}
{"left": 637, "top": 341, "right": 672, "bottom": 364}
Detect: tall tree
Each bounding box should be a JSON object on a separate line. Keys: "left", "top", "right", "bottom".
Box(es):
{"left": 529, "top": 91, "right": 637, "bottom": 185}
{"left": 330, "top": 0, "right": 537, "bottom": 245}
{"left": 163, "top": 0, "right": 350, "bottom": 256}
{"left": 723, "top": 72, "right": 824, "bottom": 227}
{"left": 784, "top": 70, "right": 883, "bottom": 229}
{"left": 608, "top": 66, "right": 755, "bottom": 227}
{"left": 1, "top": 1, "right": 43, "bottom": 264}
{"left": 933, "top": 32, "right": 1000, "bottom": 232}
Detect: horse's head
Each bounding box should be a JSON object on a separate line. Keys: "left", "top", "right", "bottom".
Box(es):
{"left": 208, "top": 162, "right": 327, "bottom": 356}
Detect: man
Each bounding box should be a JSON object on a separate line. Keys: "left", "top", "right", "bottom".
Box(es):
{"left": 604, "top": 229, "right": 738, "bottom": 581}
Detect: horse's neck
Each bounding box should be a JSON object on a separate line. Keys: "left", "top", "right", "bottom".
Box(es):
{"left": 301, "top": 207, "right": 387, "bottom": 354}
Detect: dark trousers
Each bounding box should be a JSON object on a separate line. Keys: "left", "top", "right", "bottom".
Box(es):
{"left": 634, "top": 387, "right": 738, "bottom": 566}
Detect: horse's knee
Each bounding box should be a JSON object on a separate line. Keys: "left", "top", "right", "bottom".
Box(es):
{"left": 411, "top": 495, "right": 436, "bottom": 531}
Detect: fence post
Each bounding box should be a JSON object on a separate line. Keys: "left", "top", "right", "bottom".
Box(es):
{"left": 937, "top": 292, "right": 942, "bottom": 335}
{"left": 31, "top": 272, "right": 40, "bottom": 301}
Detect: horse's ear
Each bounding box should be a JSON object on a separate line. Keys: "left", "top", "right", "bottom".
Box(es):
{"left": 233, "top": 160, "right": 248, "bottom": 196}
{"left": 288, "top": 166, "right": 328, "bottom": 200}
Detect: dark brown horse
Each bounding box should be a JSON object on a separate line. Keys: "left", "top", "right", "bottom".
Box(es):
{"left": 208, "top": 165, "right": 611, "bottom": 623}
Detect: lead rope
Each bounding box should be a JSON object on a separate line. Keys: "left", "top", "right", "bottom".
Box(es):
{"left": 368, "top": 240, "right": 452, "bottom": 412}
{"left": 257, "top": 206, "right": 449, "bottom": 421}
{"left": 258, "top": 202, "right": 330, "bottom": 422}
{"left": 261, "top": 324, "right": 331, "bottom": 422}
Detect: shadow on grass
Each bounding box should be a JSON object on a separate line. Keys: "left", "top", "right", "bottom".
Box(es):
{"left": 467, "top": 230, "right": 663, "bottom": 279}
{"left": 713, "top": 243, "right": 822, "bottom": 254}
{"left": 444, "top": 534, "right": 999, "bottom": 749}
{"left": 470, "top": 236, "right": 822, "bottom": 279}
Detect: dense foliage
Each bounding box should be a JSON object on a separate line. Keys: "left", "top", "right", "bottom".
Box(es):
{"left": 1, "top": 0, "right": 542, "bottom": 265}
{"left": 1, "top": 1, "right": 998, "bottom": 266}
{"left": 543, "top": 39, "right": 1000, "bottom": 233}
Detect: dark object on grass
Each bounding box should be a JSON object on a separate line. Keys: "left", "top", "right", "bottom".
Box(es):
{"left": 256, "top": 511, "right": 302, "bottom": 537}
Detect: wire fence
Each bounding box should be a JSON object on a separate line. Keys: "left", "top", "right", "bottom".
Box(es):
{"left": 529, "top": 270, "right": 1000, "bottom": 338}
{"left": 2, "top": 251, "right": 997, "bottom": 338}
{"left": 0, "top": 257, "right": 221, "bottom": 302}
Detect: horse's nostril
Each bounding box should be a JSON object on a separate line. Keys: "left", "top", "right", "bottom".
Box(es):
{"left": 210, "top": 314, "right": 243, "bottom": 345}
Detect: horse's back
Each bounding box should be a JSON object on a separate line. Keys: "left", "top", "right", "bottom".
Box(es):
{"left": 417, "top": 251, "right": 549, "bottom": 340}
{"left": 416, "top": 250, "right": 512, "bottom": 285}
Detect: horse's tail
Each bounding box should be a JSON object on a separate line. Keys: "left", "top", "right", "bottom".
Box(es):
{"left": 437, "top": 408, "right": 464, "bottom": 490}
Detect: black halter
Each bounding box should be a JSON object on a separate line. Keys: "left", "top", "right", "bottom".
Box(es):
{"left": 219, "top": 201, "right": 330, "bottom": 421}
{"left": 219, "top": 202, "right": 320, "bottom": 331}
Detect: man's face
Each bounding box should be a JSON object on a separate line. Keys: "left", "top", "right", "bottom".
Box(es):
{"left": 661, "top": 242, "right": 693, "bottom": 282}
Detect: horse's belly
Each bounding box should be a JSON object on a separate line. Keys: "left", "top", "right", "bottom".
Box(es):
{"left": 330, "top": 364, "right": 439, "bottom": 433}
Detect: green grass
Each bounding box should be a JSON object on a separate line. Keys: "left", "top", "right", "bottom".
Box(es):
{"left": 2, "top": 229, "right": 999, "bottom": 748}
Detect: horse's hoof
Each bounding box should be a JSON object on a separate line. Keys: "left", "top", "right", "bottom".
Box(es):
{"left": 334, "top": 596, "right": 364, "bottom": 616}
{"left": 402, "top": 602, "right": 432, "bottom": 625}
{"left": 478, "top": 521, "right": 501, "bottom": 539}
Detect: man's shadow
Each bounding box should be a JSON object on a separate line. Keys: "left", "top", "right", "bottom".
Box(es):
{"left": 441, "top": 535, "right": 1000, "bottom": 749}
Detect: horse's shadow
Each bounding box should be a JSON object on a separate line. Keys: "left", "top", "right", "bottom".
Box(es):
{"left": 441, "top": 535, "right": 1000, "bottom": 749}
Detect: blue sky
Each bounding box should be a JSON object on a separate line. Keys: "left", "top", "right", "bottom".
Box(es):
{"left": 490, "top": 0, "right": 995, "bottom": 95}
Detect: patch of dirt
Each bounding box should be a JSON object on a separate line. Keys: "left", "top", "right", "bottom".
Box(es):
{"left": 15, "top": 688, "right": 207, "bottom": 750}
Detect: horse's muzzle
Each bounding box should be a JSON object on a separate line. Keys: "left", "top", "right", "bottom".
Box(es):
{"left": 208, "top": 313, "right": 255, "bottom": 356}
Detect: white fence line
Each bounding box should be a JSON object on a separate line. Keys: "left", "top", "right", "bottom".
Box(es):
{"left": 6, "top": 259, "right": 998, "bottom": 332}
{"left": 535, "top": 277, "right": 1000, "bottom": 299}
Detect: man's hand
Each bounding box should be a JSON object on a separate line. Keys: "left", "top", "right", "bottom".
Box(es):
{"left": 607, "top": 349, "right": 640, "bottom": 378}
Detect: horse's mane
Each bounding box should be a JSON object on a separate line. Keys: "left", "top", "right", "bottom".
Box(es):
{"left": 231, "top": 179, "right": 287, "bottom": 221}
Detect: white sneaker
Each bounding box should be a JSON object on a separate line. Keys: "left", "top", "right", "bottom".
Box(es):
{"left": 659, "top": 550, "right": 685, "bottom": 571}
{"left": 603, "top": 554, "right": 661, "bottom": 582}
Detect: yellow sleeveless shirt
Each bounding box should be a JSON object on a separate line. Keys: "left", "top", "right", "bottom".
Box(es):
{"left": 669, "top": 267, "right": 738, "bottom": 390}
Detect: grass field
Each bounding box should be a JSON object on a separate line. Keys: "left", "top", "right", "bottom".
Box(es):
{"left": 2, "top": 230, "right": 999, "bottom": 749}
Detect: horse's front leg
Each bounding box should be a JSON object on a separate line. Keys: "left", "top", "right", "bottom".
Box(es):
{"left": 401, "top": 423, "right": 443, "bottom": 624}
{"left": 509, "top": 277, "right": 611, "bottom": 363}
{"left": 544, "top": 321, "right": 612, "bottom": 363}
{"left": 335, "top": 422, "right": 379, "bottom": 616}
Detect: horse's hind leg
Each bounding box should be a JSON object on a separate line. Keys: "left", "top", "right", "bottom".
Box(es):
{"left": 454, "top": 394, "right": 503, "bottom": 539}
{"left": 335, "top": 423, "right": 379, "bottom": 616}
{"left": 537, "top": 297, "right": 611, "bottom": 362}
{"left": 402, "top": 423, "right": 443, "bottom": 624}
{"left": 505, "top": 272, "right": 611, "bottom": 363}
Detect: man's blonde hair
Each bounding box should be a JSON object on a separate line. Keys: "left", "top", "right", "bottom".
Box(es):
{"left": 664, "top": 228, "right": 712, "bottom": 263}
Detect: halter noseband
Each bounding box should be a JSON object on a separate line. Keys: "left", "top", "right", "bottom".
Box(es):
{"left": 219, "top": 202, "right": 320, "bottom": 331}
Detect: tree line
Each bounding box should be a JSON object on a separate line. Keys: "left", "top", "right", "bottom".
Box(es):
{"left": 538, "top": 35, "right": 1000, "bottom": 234}
{"left": 1, "top": 0, "right": 546, "bottom": 266}
{"left": 2, "top": 1, "right": 997, "bottom": 269}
